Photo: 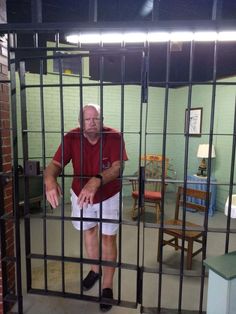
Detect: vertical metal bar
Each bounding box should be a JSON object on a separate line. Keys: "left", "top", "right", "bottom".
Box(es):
{"left": 99, "top": 53, "right": 104, "bottom": 297}
{"left": 225, "top": 97, "right": 236, "bottom": 252}
{"left": 117, "top": 53, "right": 126, "bottom": 304}
{"left": 141, "top": 46, "right": 149, "bottom": 306}
{"left": 199, "top": 40, "right": 218, "bottom": 313}
{"left": 179, "top": 40, "right": 194, "bottom": 312}
{"left": 39, "top": 58, "right": 48, "bottom": 292}
{"left": 58, "top": 57, "right": 65, "bottom": 293}
{"left": 152, "top": 0, "right": 160, "bottom": 21}
{"left": 135, "top": 49, "right": 145, "bottom": 306}
{"left": 31, "top": 0, "right": 42, "bottom": 23}
{"left": 78, "top": 55, "right": 84, "bottom": 295}
{"left": 55, "top": 32, "right": 60, "bottom": 48}
{"left": 158, "top": 40, "right": 171, "bottom": 311}
{"left": 33, "top": 31, "right": 39, "bottom": 48}
{"left": 212, "top": 0, "right": 223, "bottom": 20}
{"left": 10, "top": 51, "right": 23, "bottom": 314}
{"left": 19, "top": 60, "right": 33, "bottom": 295}
{"left": 89, "top": 0, "right": 98, "bottom": 22}
{"left": 137, "top": 166, "right": 145, "bottom": 305}
{"left": 141, "top": 49, "right": 148, "bottom": 104}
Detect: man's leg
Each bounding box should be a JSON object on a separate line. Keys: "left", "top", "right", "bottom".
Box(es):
{"left": 102, "top": 234, "right": 117, "bottom": 289}
{"left": 84, "top": 225, "right": 99, "bottom": 273}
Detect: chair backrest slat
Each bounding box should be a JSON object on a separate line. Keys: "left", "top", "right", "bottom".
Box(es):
{"left": 175, "top": 186, "right": 210, "bottom": 219}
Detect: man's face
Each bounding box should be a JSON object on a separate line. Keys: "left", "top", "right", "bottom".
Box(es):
{"left": 83, "top": 107, "right": 101, "bottom": 135}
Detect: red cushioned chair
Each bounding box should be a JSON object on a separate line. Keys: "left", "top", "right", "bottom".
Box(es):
{"left": 131, "top": 155, "right": 168, "bottom": 223}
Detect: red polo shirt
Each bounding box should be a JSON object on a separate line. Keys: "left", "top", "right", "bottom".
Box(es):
{"left": 53, "top": 126, "right": 128, "bottom": 203}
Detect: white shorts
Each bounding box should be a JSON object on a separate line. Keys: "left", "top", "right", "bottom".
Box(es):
{"left": 70, "top": 189, "right": 120, "bottom": 235}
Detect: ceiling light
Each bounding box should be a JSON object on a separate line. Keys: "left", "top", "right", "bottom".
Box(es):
{"left": 66, "top": 34, "right": 80, "bottom": 44}
{"left": 147, "top": 32, "right": 170, "bottom": 42}
{"left": 218, "top": 31, "right": 236, "bottom": 41}
{"left": 170, "top": 32, "right": 194, "bottom": 42}
{"left": 194, "top": 32, "right": 217, "bottom": 41}
{"left": 123, "top": 32, "right": 147, "bottom": 43}
{"left": 79, "top": 33, "right": 101, "bottom": 44}
{"left": 101, "top": 33, "right": 123, "bottom": 43}
{"left": 66, "top": 30, "right": 236, "bottom": 45}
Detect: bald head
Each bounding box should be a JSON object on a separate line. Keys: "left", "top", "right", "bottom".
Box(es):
{"left": 79, "top": 104, "right": 101, "bottom": 125}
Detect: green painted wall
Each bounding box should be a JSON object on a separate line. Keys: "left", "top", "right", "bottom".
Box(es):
{"left": 15, "top": 70, "right": 236, "bottom": 210}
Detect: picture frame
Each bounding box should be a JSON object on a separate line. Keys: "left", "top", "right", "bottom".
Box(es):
{"left": 185, "top": 107, "right": 202, "bottom": 136}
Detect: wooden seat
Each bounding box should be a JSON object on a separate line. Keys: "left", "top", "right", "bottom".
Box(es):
{"left": 131, "top": 155, "right": 169, "bottom": 223}
{"left": 158, "top": 186, "right": 210, "bottom": 270}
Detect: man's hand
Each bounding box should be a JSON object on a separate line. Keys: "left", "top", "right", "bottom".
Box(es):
{"left": 44, "top": 161, "right": 62, "bottom": 208}
{"left": 77, "top": 177, "right": 101, "bottom": 208}
{"left": 46, "top": 181, "right": 62, "bottom": 208}
{"left": 77, "top": 160, "right": 122, "bottom": 208}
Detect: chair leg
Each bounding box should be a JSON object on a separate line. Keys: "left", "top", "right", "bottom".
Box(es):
{"left": 131, "top": 198, "right": 138, "bottom": 220}
{"left": 186, "top": 240, "right": 193, "bottom": 270}
{"left": 174, "top": 237, "right": 178, "bottom": 250}
{"left": 156, "top": 202, "right": 161, "bottom": 223}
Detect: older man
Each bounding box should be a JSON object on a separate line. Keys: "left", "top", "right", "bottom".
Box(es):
{"left": 44, "top": 104, "right": 128, "bottom": 312}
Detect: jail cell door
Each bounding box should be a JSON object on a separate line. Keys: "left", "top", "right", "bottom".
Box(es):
{"left": 10, "top": 47, "right": 151, "bottom": 311}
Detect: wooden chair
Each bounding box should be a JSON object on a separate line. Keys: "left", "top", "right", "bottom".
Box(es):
{"left": 131, "top": 155, "right": 169, "bottom": 223}
{"left": 158, "top": 186, "right": 210, "bottom": 270}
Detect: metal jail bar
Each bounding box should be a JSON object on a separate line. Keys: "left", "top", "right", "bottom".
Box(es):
{"left": 0, "top": 27, "right": 236, "bottom": 314}
{"left": 14, "top": 46, "right": 145, "bottom": 309}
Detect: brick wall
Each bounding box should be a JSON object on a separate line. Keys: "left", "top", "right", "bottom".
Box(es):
{"left": 0, "top": 1, "right": 15, "bottom": 313}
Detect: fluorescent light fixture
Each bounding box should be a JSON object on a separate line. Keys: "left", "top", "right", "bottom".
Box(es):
{"left": 123, "top": 32, "right": 147, "bottom": 43}
{"left": 79, "top": 33, "right": 101, "bottom": 44}
{"left": 101, "top": 33, "right": 123, "bottom": 43}
{"left": 170, "top": 32, "right": 194, "bottom": 42}
{"left": 66, "top": 31, "right": 236, "bottom": 44}
{"left": 66, "top": 34, "right": 80, "bottom": 44}
{"left": 147, "top": 32, "right": 170, "bottom": 42}
{"left": 218, "top": 31, "right": 236, "bottom": 41}
{"left": 194, "top": 32, "right": 217, "bottom": 41}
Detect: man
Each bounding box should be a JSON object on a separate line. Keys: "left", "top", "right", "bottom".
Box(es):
{"left": 44, "top": 104, "right": 128, "bottom": 312}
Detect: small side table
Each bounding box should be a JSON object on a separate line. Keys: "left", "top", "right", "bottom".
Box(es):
{"left": 187, "top": 175, "right": 217, "bottom": 216}
{"left": 204, "top": 252, "right": 236, "bottom": 314}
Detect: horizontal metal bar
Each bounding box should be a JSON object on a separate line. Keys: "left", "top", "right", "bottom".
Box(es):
{"left": 28, "top": 288, "right": 137, "bottom": 309}
{"left": 11, "top": 47, "right": 143, "bottom": 55}
{"left": 21, "top": 82, "right": 140, "bottom": 88}
{"left": 0, "top": 80, "right": 10, "bottom": 83}
{"left": 17, "top": 81, "right": 236, "bottom": 89}
{"left": 0, "top": 212, "right": 14, "bottom": 221}
{"left": 1, "top": 256, "right": 16, "bottom": 262}
{"left": 144, "top": 222, "right": 236, "bottom": 233}
{"left": 141, "top": 306, "right": 206, "bottom": 314}
{"left": 143, "top": 265, "right": 205, "bottom": 277}
{"left": 1, "top": 19, "right": 236, "bottom": 32}
{"left": 28, "top": 253, "right": 138, "bottom": 270}
{"left": 3, "top": 293, "right": 18, "bottom": 303}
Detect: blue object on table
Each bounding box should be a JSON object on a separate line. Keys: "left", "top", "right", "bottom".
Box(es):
{"left": 186, "top": 175, "right": 217, "bottom": 216}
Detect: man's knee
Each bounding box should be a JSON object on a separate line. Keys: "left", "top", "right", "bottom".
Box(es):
{"left": 85, "top": 225, "right": 98, "bottom": 237}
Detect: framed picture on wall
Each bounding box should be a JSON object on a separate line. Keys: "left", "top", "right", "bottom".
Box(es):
{"left": 185, "top": 107, "right": 202, "bottom": 136}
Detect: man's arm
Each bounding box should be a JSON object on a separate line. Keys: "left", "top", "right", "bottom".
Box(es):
{"left": 77, "top": 160, "right": 123, "bottom": 208}
{"left": 44, "top": 161, "right": 62, "bottom": 208}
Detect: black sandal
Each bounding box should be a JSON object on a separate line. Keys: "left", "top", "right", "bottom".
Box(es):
{"left": 100, "top": 288, "right": 113, "bottom": 312}
{"left": 83, "top": 270, "right": 100, "bottom": 290}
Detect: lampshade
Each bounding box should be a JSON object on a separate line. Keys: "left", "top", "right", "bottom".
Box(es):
{"left": 197, "top": 144, "right": 216, "bottom": 159}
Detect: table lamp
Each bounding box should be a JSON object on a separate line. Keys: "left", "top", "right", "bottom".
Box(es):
{"left": 197, "top": 144, "right": 216, "bottom": 177}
